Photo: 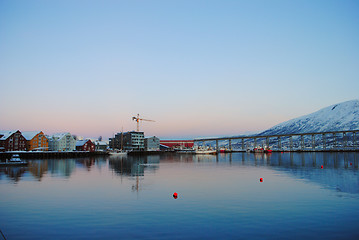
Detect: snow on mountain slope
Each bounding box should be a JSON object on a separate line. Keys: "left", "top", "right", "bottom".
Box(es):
{"left": 259, "top": 99, "right": 359, "bottom": 135}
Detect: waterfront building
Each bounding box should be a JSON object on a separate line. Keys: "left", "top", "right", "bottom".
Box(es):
{"left": 0, "top": 130, "right": 27, "bottom": 152}
{"left": 48, "top": 132, "right": 76, "bottom": 151}
{"left": 160, "top": 140, "right": 194, "bottom": 149}
{"left": 145, "top": 136, "right": 160, "bottom": 151}
{"left": 76, "top": 139, "right": 95, "bottom": 152}
{"left": 93, "top": 140, "right": 108, "bottom": 151}
{"left": 110, "top": 131, "right": 144, "bottom": 151}
{"left": 22, "top": 131, "right": 48, "bottom": 151}
{"left": 109, "top": 132, "right": 123, "bottom": 150}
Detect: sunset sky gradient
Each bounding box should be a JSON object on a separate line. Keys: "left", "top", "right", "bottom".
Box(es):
{"left": 1, "top": 0, "right": 358, "bottom": 139}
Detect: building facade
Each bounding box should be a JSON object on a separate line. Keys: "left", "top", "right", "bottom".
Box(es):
{"left": 145, "top": 136, "right": 160, "bottom": 151}
{"left": 48, "top": 132, "right": 76, "bottom": 151}
{"left": 110, "top": 131, "right": 145, "bottom": 151}
{"left": 76, "top": 140, "right": 95, "bottom": 152}
{"left": 94, "top": 140, "right": 108, "bottom": 151}
{"left": 160, "top": 140, "right": 194, "bottom": 149}
{"left": 109, "top": 132, "right": 124, "bottom": 150}
{"left": 22, "top": 131, "right": 48, "bottom": 151}
{"left": 0, "top": 130, "right": 27, "bottom": 152}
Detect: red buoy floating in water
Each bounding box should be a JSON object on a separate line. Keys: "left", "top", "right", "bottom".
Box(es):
{"left": 350, "top": 162, "right": 352, "bottom": 166}
{"left": 321, "top": 165, "right": 323, "bottom": 169}
{"left": 173, "top": 192, "right": 178, "bottom": 199}
{"left": 260, "top": 178, "right": 263, "bottom": 182}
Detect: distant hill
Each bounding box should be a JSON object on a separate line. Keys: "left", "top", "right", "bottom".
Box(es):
{"left": 259, "top": 99, "right": 359, "bottom": 136}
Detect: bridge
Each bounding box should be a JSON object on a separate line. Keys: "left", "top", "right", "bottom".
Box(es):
{"left": 193, "top": 130, "right": 359, "bottom": 152}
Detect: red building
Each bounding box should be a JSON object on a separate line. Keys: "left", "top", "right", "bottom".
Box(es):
{"left": 0, "top": 130, "right": 27, "bottom": 152}
{"left": 75, "top": 140, "right": 95, "bottom": 152}
{"left": 160, "top": 140, "right": 194, "bottom": 149}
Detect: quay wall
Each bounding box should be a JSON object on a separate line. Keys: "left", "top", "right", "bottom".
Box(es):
{"left": 0, "top": 151, "right": 109, "bottom": 160}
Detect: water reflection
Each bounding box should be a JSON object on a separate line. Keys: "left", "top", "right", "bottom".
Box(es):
{"left": 108, "top": 155, "right": 160, "bottom": 177}
{"left": 223, "top": 152, "right": 359, "bottom": 195}
{"left": 108, "top": 155, "right": 160, "bottom": 192}
{"left": 0, "top": 157, "right": 107, "bottom": 183}
{"left": 0, "top": 166, "right": 27, "bottom": 182}
{"left": 1, "top": 153, "right": 358, "bottom": 195}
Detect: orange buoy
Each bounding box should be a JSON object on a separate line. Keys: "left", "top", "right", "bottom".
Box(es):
{"left": 173, "top": 192, "right": 178, "bottom": 199}
{"left": 321, "top": 165, "right": 323, "bottom": 169}
{"left": 260, "top": 178, "right": 263, "bottom": 182}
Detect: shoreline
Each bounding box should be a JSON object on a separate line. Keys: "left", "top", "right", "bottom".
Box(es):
{"left": 1, "top": 149, "right": 359, "bottom": 160}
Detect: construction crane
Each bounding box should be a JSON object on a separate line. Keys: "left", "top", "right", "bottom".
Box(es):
{"left": 132, "top": 114, "right": 155, "bottom": 132}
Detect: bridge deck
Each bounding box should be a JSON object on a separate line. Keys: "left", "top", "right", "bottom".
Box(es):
{"left": 194, "top": 130, "right": 359, "bottom": 142}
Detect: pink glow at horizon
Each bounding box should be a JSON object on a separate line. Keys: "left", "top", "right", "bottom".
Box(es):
{"left": 0, "top": 105, "right": 307, "bottom": 139}
{"left": 1, "top": 1, "right": 358, "bottom": 139}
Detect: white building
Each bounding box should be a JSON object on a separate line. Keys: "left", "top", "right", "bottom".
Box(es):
{"left": 145, "top": 136, "right": 160, "bottom": 151}
{"left": 48, "top": 132, "right": 76, "bottom": 151}
{"left": 93, "top": 140, "right": 108, "bottom": 151}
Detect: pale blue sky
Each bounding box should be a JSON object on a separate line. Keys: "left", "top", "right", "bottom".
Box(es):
{"left": 1, "top": 0, "right": 358, "bottom": 139}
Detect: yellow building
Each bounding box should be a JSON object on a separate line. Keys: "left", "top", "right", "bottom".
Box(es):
{"left": 22, "top": 131, "right": 49, "bottom": 151}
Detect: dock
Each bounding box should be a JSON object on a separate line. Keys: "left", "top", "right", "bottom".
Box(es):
{"left": 0, "top": 151, "right": 109, "bottom": 160}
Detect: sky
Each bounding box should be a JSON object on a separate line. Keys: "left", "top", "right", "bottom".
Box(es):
{"left": 1, "top": 0, "right": 358, "bottom": 140}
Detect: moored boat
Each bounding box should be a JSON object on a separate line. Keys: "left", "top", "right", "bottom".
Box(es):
{"left": 194, "top": 147, "right": 217, "bottom": 154}
{"left": 249, "top": 146, "right": 272, "bottom": 153}
{"left": 250, "top": 147, "right": 264, "bottom": 153}
{"left": 195, "top": 149, "right": 217, "bottom": 154}
{"left": 264, "top": 148, "right": 272, "bottom": 153}
{"left": 108, "top": 150, "right": 127, "bottom": 156}
{"left": 0, "top": 154, "right": 28, "bottom": 166}
{"left": 175, "top": 148, "right": 196, "bottom": 154}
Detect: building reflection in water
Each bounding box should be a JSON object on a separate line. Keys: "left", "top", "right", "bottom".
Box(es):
{"left": 0, "top": 166, "right": 27, "bottom": 183}
{"left": 29, "top": 160, "right": 48, "bottom": 181}
{"left": 108, "top": 154, "right": 160, "bottom": 192}
{"left": 0, "top": 152, "right": 358, "bottom": 195}
{"left": 0, "top": 157, "right": 108, "bottom": 182}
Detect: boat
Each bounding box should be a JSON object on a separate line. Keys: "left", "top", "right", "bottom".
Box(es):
{"left": 175, "top": 148, "right": 196, "bottom": 154}
{"left": 264, "top": 148, "right": 272, "bottom": 153}
{"left": 108, "top": 128, "right": 127, "bottom": 156}
{"left": 194, "top": 147, "right": 217, "bottom": 154}
{"left": 0, "top": 154, "right": 28, "bottom": 166}
{"left": 108, "top": 150, "right": 127, "bottom": 156}
{"left": 195, "top": 149, "right": 217, "bottom": 154}
{"left": 249, "top": 146, "right": 272, "bottom": 153}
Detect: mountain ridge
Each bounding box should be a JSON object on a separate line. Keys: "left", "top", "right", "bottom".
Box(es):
{"left": 258, "top": 99, "right": 359, "bottom": 136}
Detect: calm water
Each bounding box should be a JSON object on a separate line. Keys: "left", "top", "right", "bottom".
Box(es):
{"left": 1, "top": 152, "right": 359, "bottom": 240}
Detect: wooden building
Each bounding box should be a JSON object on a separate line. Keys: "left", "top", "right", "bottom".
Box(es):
{"left": 76, "top": 140, "right": 95, "bottom": 152}
{"left": 22, "top": 131, "right": 49, "bottom": 151}
{"left": 0, "top": 130, "right": 27, "bottom": 152}
{"left": 48, "top": 132, "right": 76, "bottom": 151}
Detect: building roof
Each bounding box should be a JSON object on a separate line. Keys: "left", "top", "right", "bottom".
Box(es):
{"left": 118, "top": 131, "right": 144, "bottom": 135}
{"left": 94, "top": 140, "right": 108, "bottom": 146}
{"left": 145, "top": 136, "right": 159, "bottom": 139}
{"left": 22, "top": 131, "right": 42, "bottom": 140}
{"left": 76, "top": 140, "right": 91, "bottom": 147}
{"left": 51, "top": 132, "right": 71, "bottom": 139}
{"left": 0, "top": 130, "right": 18, "bottom": 140}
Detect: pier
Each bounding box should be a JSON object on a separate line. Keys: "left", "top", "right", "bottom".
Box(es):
{"left": 194, "top": 130, "right": 359, "bottom": 152}
{"left": 0, "top": 151, "right": 108, "bottom": 160}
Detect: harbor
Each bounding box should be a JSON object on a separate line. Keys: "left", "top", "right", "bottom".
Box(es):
{"left": 1, "top": 128, "right": 359, "bottom": 163}
{"left": 1, "top": 152, "right": 359, "bottom": 239}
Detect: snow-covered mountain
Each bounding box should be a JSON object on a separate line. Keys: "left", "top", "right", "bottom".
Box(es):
{"left": 259, "top": 99, "right": 359, "bottom": 136}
